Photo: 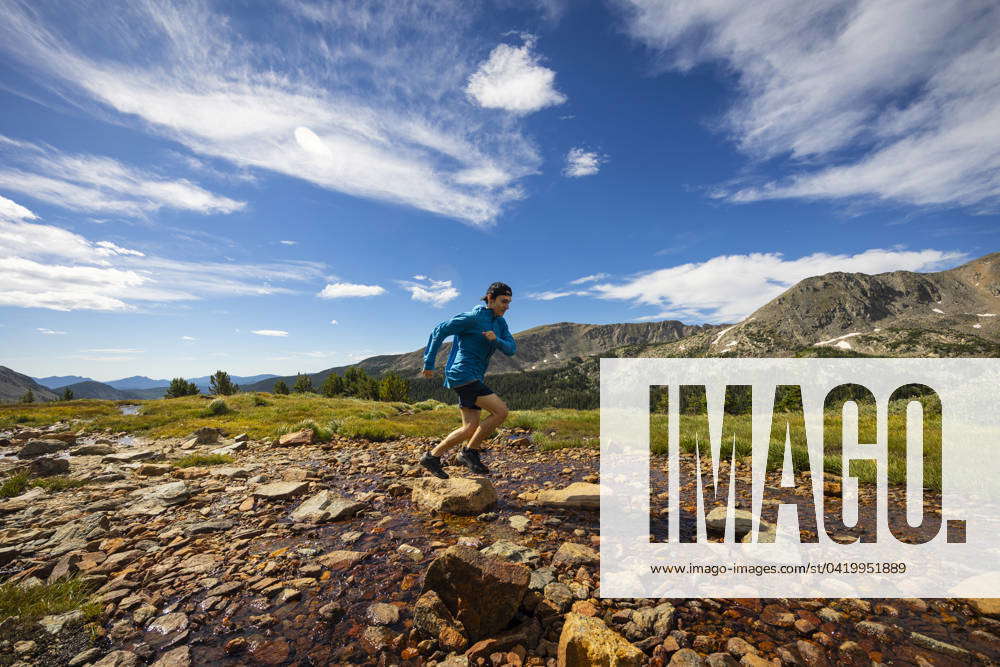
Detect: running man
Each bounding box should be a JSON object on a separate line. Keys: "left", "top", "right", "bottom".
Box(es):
{"left": 419, "top": 282, "right": 516, "bottom": 478}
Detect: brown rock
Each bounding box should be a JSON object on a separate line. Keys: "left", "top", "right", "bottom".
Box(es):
{"left": 407, "top": 477, "right": 498, "bottom": 515}
{"left": 248, "top": 637, "right": 289, "bottom": 665}
{"left": 316, "top": 550, "right": 368, "bottom": 570}
{"left": 278, "top": 429, "right": 314, "bottom": 446}
{"left": 557, "top": 612, "right": 644, "bottom": 666}
{"left": 421, "top": 544, "right": 529, "bottom": 641}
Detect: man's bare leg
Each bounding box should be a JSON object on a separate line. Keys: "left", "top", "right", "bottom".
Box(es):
{"left": 431, "top": 408, "right": 480, "bottom": 457}
{"left": 466, "top": 393, "right": 508, "bottom": 450}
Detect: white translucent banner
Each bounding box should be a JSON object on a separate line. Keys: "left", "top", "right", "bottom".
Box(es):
{"left": 599, "top": 358, "right": 1000, "bottom": 598}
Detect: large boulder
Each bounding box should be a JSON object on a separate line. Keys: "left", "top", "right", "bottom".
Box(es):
{"left": 557, "top": 612, "right": 644, "bottom": 667}
{"left": 290, "top": 491, "right": 365, "bottom": 522}
{"left": 193, "top": 427, "right": 224, "bottom": 444}
{"left": 25, "top": 456, "right": 69, "bottom": 477}
{"left": 17, "top": 440, "right": 68, "bottom": 458}
{"left": 421, "top": 544, "right": 530, "bottom": 641}
{"left": 407, "top": 478, "right": 497, "bottom": 515}
{"left": 521, "top": 482, "right": 599, "bottom": 510}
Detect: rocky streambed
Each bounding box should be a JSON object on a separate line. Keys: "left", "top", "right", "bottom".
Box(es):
{"left": 1, "top": 423, "right": 998, "bottom": 666}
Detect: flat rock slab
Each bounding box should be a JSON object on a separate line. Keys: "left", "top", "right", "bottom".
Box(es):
{"left": 521, "top": 482, "right": 600, "bottom": 510}
{"left": 290, "top": 490, "right": 366, "bottom": 522}
{"left": 17, "top": 439, "right": 68, "bottom": 458}
{"left": 103, "top": 450, "right": 162, "bottom": 463}
{"left": 130, "top": 481, "right": 190, "bottom": 505}
{"left": 70, "top": 444, "right": 115, "bottom": 456}
{"left": 316, "top": 550, "right": 368, "bottom": 570}
{"left": 278, "top": 429, "right": 314, "bottom": 446}
{"left": 406, "top": 477, "right": 498, "bottom": 515}
{"left": 253, "top": 481, "right": 309, "bottom": 499}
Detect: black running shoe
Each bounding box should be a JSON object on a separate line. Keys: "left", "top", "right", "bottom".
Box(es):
{"left": 419, "top": 452, "right": 449, "bottom": 479}
{"left": 456, "top": 447, "right": 490, "bottom": 475}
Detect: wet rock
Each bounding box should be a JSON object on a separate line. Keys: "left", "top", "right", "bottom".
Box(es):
{"left": 17, "top": 439, "right": 67, "bottom": 458}
{"left": 557, "top": 612, "right": 644, "bottom": 666}
{"left": 706, "top": 653, "right": 738, "bottom": 666}
{"left": 248, "top": 637, "right": 289, "bottom": 665}
{"left": 631, "top": 602, "right": 675, "bottom": 638}
{"left": 184, "top": 520, "right": 234, "bottom": 535}
{"left": 909, "top": 632, "right": 971, "bottom": 660}
{"left": 397, "top": 543, "right": 424, "bottom": 561}
{"left": 552, "top": 542, "right": 599, "bottom": 568}
{"left": 413, "top": 590, "right": 468, "bottom": 651}
{"left": 366, "top": 602, "right": 400, "bottom": 626}
{"left": 670, "top": 648, "right": 707, "bottom": 665}
{"left": 421, "top": 544, "right": 530, "bottom": 641}
{"left": 480, "top": 540, "right": 541, "bottom": 566}
{"left": 278, "top": 429, "right": 313, "bottom": 446}
{"left": 794, "top": 639, "right": 829, "bottom": 666}
{"left": 316, "top": 549, "right": 368, "bottom": 570}
{"left": 360, "top": 625, "right": 397, "bottom": 654}
{"left": 68, "top": 647, "right": 102, "bottom": 666}
{"left": 289, "top": 490, "right": 365, "bottom": 522}
{"left": 509, "top": 515, "right": 530, "bottom": 532}
{"left": 253, "top": 481, "right": 309, "bottom": 499}
{"left": 521, "top": 482, "right": 599, "bottom": 510}
{"left": 855, "top": 620, "right": 897, "bottom": 642}
{"left": 704, "top": 507, "right": 754, "bottom": 538}
{"left": 151, "top": 645, "right": 192, "bottom": 667}
{"left": 148, "top": 612, "right": 189, "bottom": 635}
{"left": 91, "top": 651, "right": 142, "bottom": 667}
{"left": 407, "top": 477, "right": 498, "bottom": 515}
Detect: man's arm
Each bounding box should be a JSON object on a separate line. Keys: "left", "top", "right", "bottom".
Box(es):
{"left": 495, "top": 318, "right": 516, "bottom": 356}
{"left": 423, "top": 312, "right": 479, "bottom": 370}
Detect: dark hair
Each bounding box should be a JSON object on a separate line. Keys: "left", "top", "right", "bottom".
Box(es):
{"left": 482, "top": 281, "right": 512, "bottom": 302}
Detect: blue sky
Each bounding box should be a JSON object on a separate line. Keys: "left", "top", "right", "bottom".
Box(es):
{"left": 1, "top": 0, "right": 998, "bottom": 381}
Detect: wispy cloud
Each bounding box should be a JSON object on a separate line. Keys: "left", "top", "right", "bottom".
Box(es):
{"left": 317, "top": 282, "right": 386, "bottom": 299}
{"left": 526, "top": 290, "right": 590, "bottom": 301}
{"left": 466, "top": 35, "right": 566, "bottom": 114}
{"left": 0, "top": 1, "right": 548, "bottom": 225}
{"left": 617, "top": 0, "right": 1000, "bottom": 211}
{"left": 398, "top": 276, "right": 459, "bottom": 307}
{"left": 37, "top": 327, "right": 66, "bottom": 335}
{"left": 563, "top": 148, "right": 603, "bottom": 177}
{"left": 569, "top": 273, "right": 608, "bottom": 285}
{"left": 0, "top": 195, "right": 324, "bottom": 311}
{"left": 180, "top": 335, "right": 196, "bottom": 341}
{"left": 279, "top": 240, "right": 298, "bottom": 246}
{"left": 0, "top": 136, "right": 244, "bottom": 217}
{"left": 589, "top": 248, "right": 966, "bottom": 323}
{"left": 82, "top": 348, "right": 143, "bottom": 354}
{"left": 251, "top": 330, "right": 289, "bottom": 337}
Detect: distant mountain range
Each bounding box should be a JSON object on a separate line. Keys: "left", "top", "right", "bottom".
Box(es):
{"left": 5, "top": 252, "right": 998, "bottom": 405}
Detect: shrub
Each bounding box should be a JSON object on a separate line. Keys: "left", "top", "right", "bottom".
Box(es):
{"left": 0, "top": 472, "right": 29, "bottom": 499}
{"left": 20, "top": 389, "right": 34, "bottom": 404}
{"left": 273, "top": 380, "right": 290, "bottom": 395}
{"left": 252, "top": 393, "right": 268, "bottom": 406}
{"left": 61, "top": 387, "right": 74, "bottom": 401}
{"left": 292, "top": 373, "right": 314, "bottom": 393}
{"left": 413, "top": 399, "right": 447, "bottom": 412}
{"left": 277, "top": 419, "right": 334, "bottom": 442}
{"left": 321, "top": 373, "right": 344, "bottom": 397}
{"left": 378, "top": 372, "right": 410, "bottom": 402}
{"left": 206, "top": 398, "right": 229, "bottom": 415}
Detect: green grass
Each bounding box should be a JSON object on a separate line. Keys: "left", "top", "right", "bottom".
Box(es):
{"left": 0, "top": 578, "right": 102, "bottom": 628}
{"left": 204, "top": 398, "right": 230, "bottom": 416}
{"left": 171, "top": 453, "right": 235, "bottom": 468}
{"left": 1, "top": 473, "right": 90, "bottom": 498}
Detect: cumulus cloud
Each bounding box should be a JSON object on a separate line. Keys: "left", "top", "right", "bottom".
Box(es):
{"left": 180, "top": 335, "right": 196, "bottom": 341}
{"left": 251, "top": 330, "right": 289, "bottom": 337}
{"left": 466, "top": 36, "right": 566, "bottom": 114}
{"left": 0, "top": 194, "right": 37, "bottom": 221}
{"left": 329, "top": 319, "right": 338, "bottom": 325}
{"left": 0, "top": 137, "right": 244, "bottom": 217}
{"left": 589, "top": 249, "right": 966, "bottom": 323}
{"left": 398, "top": 277, "right": 459, "bottom": 307}
{"left": 317, "top": 282, "right": 386, "bottom": 299}
{"left": 0, "top": 195, "right": 323, "bottom": 311}
{"left": 563, "top": 148, "right": 602, "bottom": 177}
{"left": 0, "top": 1, "right": 544, "bottom": 225}
{"left": 616, "top": 0, "right": 1000, "bottom": 211}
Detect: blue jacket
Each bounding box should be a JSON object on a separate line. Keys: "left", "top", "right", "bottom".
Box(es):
{"left": 423, "top": 304, "right": 516, "bottom": 388}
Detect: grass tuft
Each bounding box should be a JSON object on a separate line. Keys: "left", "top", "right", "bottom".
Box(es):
{"left": 0, "top": 578, "right": 102, "bottom": 628}
{"left": 171, "top": 453, "right": 235, "bottom": 468}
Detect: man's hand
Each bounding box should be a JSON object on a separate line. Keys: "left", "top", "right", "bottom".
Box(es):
{"left": 421, "top": 369, "right": 435, "bottom": 379}
{"left": 483, "top": 331, "right": 497, "bottom": 341}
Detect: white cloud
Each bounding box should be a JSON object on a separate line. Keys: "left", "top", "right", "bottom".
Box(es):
{"left": 252, "top": 330, "right": 289, "bottom": 337}
{"left": 180, "top": 335, "right": 196, "bottom": 341}
{"left": 563, "top": 148, "right": 602, "bottom": 178}
{"left": 526, "top": 290, "right": 589, "bottom": 301}
{"left": 0, "top": 2, "right": 544, "bottom": 225}
{"left": 0, "top": 196, "right": 324, "bottom": 311}
{"left": 279, "top": 240, "right": 298, "bottom": 246}
{"left": 569, "top": 273, "right": 608, "bottom": 285}
{"left": 466, "top": 37, "right": 566, "bottom": 114}
{"left": 317, "top": 282, "right": 386, "bottom": 299}
{"left": 617, "top": 0, "right": 1000, "bottom": 211}
{"left": 82, "top": 348, "right": 143, "bottom": 354}
{"left": 0, "top": 137, "right": 244, "bottom": 217}
{"left": 37, "top": 328, "right": 66, "bottom": 335}
{"left": 329, "top": 319, "right": 338, "bottom": 325}
{"left": 398, "top": 277, "right": 459, "bottom": 307}
{"left": 590, "top": 248, "right": 966, "bottom": 323}
{"left": 0, "top": 194, "right": 37, "bottom": 221}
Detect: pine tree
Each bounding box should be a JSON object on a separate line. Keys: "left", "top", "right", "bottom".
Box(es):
{"left": 61, "top": 387, "right": 74, "bottom": 401}
{"left": 273, "top": 380, "right": 290, "bottom": 395}
{"left": 292, "top": 373, "right": 314, "bottom": 393}
{"left": 166, "top": 378, "right": 199, "bottom": 398}
{"left": 321, "top": 373, "right": 344, "bottom": 397}
{"left": 378, "top": 372, "right": 409, "bottom": 402}
{"left": 210, "top": 370, "right": 239, "bottom": 396}
{"left": 21, "top": 389, "right": 34, "bottom": 403}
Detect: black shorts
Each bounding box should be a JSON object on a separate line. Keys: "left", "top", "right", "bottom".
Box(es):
{"left": 453, "top": 380, "right": 495, "bottom": 410}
